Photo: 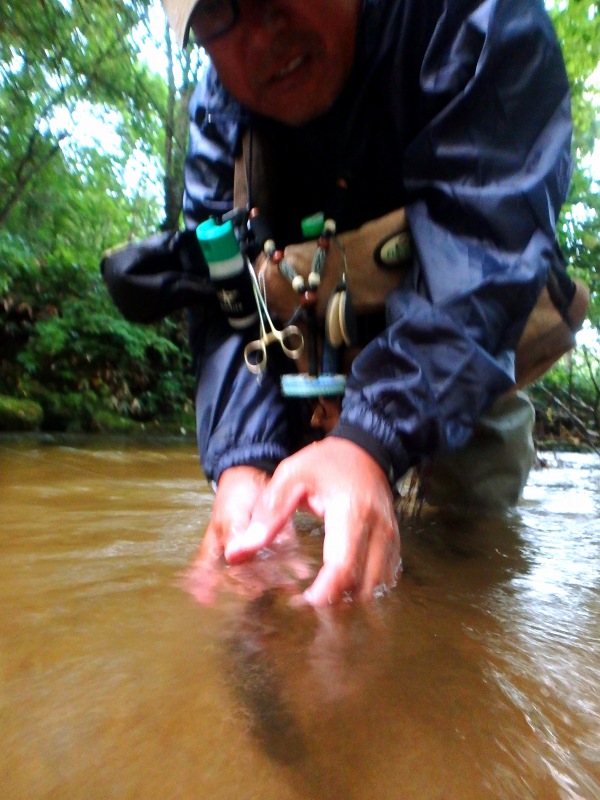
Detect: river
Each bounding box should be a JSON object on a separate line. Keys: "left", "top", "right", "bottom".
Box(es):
{"left": 0, "top": 438, "right": 599, "bottom": 799}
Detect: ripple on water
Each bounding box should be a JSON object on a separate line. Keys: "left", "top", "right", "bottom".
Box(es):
{"left": 0, "top": 442, "right": 599, "bottom": 800}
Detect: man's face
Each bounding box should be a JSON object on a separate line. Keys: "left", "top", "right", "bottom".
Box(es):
{"left": 192, "top": 0, "right": 361, "bottom": 125}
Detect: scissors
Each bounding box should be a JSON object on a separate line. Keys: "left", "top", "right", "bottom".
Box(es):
{"left": 244, "top": 269, "right": 304, "bottom": 375}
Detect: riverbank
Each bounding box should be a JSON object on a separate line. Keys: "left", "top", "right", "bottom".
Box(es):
{"left": 0, "top": 393, "right": 196, "bottom": 439}
{"left": 1, "top": 391, "right": 598, "bottom": 455}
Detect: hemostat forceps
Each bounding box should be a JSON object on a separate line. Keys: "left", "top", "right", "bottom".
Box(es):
{"left": 244, "top": 268, "right": 304, "bottom": 375}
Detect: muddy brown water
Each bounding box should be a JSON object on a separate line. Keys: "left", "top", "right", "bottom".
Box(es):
{"left": 0, "top": 438, "right": 599, "bottom": 800}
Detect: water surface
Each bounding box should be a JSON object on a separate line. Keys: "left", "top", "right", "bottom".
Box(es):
{"left": 1, "top": 440, "right": 599, "bottom": 799}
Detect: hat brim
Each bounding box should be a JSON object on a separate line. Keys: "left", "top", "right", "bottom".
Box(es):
{"left": 161, "top": 0, "right": 197, "bottom": 48}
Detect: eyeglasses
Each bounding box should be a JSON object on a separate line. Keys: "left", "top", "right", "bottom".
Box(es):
{"left": 189, "top": 0, "right": 240, "bottom": 45}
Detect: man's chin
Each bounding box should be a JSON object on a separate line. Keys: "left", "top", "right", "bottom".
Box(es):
{"left": 255, "top": 95, "right": 336, "bottom": 126}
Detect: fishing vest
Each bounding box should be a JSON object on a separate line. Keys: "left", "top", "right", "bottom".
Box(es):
{"left": 234, "top": 131, "right": 589, "bottom": 392}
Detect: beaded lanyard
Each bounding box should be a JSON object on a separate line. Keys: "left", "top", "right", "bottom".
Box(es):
{"left": 250, "top": 208, "right": 352, "bottom": 398}
{"left": 242, "top": 128, "right": 358, "bottom": 398}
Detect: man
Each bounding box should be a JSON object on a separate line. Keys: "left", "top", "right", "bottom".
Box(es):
{"left": 104, "top": 0, "right": 586, "bottom": 604}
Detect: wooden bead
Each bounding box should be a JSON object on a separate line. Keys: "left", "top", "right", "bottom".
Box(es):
{"left": 300, "top": 290, "right": 317, "bottom": 307}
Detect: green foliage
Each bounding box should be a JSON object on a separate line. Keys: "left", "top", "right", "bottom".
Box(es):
{"left": 0, "top": 1, "right": 196, "bottom": 432}
{"left": 531, "top": 345, "right": 600, "bottom": 450}
{"left": 0, "top": 0, "right": 165, "bottom": 236}
{"left": 0, "top": 394, "right": 43, "bottom": 431}
{"left": 0, "top": 232, "right": 195, "bottom": 431}
{"left": 549, "top": 0, "right": 600, "bottom": 328}
{"left": 533, "top": 2, "right": 600, "bottom": 439}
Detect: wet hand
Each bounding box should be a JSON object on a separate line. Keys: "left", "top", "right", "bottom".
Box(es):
{"left": 187, "top": 466, "right": 311, "bottom": 604}
{"left": 185, "top": 530, "right": 313, "bottom": 604}
{"left": 225, "top": 439, "right": 402, "bottom": 606}
{"left": 187, "top": 466, "right": 267, "bottom": 603}
{"left": 199, "top": 466, "right": 270, "bottom": 561}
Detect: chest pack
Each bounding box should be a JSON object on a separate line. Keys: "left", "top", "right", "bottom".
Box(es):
{"left": 233, "top": 130, "right": 589, "bottom": 407}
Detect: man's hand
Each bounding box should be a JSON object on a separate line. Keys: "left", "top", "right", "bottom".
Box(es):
{"left": 199, "top": 465, "right": 270, "bottom": 563}
{"left": 187, "top": 466, "right": 269, "bottom": 603}
{"left": 225, "top": 439, "right": 401, "bottom": 605}
{"left": 186, "top": 466, "right": 311, "bottom": 604}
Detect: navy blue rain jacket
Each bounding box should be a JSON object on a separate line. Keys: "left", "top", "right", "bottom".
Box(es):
{"left": 183, "top": 0, "right": 572, "bottom": 484}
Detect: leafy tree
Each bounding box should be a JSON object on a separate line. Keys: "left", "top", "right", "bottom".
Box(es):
{"left": 0, "top": 0, "right": 166, "bottom": 233}
{"left": 0, "top": 0, "right": 198, "bottom": 431}
{"left": 530, "top": 2, "right": 600, "bottom": 448}
{"left": 549, "top": 0, "right": 600, "bottom": 326}
{"left": 142, "top": 5, "right": 206, "bottom": 229}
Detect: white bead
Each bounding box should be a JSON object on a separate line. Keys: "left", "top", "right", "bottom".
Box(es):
{"left": 308, "top": 271, "right": 321, "bottom": 289}
{"left": 324, "top": 218, "right": 336, "bottom": 235}
{"left": 292, "top": 274, "right": 305, "bottom": 292}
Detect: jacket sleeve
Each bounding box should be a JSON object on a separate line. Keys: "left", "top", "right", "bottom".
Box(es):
{"left": 184, "top": 66, "right": 294, "bottom": 482}
{"left": 333, "top": 0, "right": 573, "bottom": 481}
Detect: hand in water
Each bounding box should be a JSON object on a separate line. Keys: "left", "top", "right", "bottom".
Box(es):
{"left": 186, "top": 466, "right": 312, "bottom": 604}
{"left": 225, "top": 439, "right": 401, "bottom": 605}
